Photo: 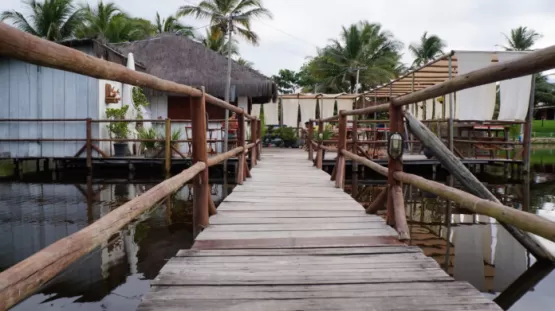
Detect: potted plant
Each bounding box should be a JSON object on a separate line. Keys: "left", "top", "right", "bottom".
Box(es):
{"left": 313, "top": 125, "right": 334, "bottom": 159}
{"left": 280, "top": 127, "right": 298, "bottom": 148}
{"left": 157, "top": 129, "right": 183, "bottom": 157}
{"left": 106, "top": 105, "right": 130, "bottom": 157}
{"left": 138, "top": 127, "right": 160, "bottom": 158}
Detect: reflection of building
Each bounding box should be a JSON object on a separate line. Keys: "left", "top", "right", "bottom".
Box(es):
{"left": 0, "top": 181, "right": 218, "bottom": 305}
{"left": 406, "top": 188, "right": 529, "bottom": 294}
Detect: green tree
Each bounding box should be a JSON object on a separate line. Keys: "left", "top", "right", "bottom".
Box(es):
{"left": 236, "top": 57, "right": 254, "bottom": 68}
{"left": 1, "top": 0, "right": 83, "bottom": 41}
{"left": 154, "top": 12, "right": 195, "bottom": 37}
{"left": 503, "top": 26, "right": 541, "bottom": 51}
{"left": 76, "top": 1, "right": 151, "bottom": 43}
{"left": 178, "top": 0, "right": 272, "bottom": 45}
{"left": 271, "top": 69, "right": 299, "bottom": 94}
{"left": 303, "top": 21, "right": 403, "bottom": 93}
{"left": 201, "top": 28, "right": 239, "bottom": 56}
{"left": 408, "top": 31, "right": 446, "bottom": 67}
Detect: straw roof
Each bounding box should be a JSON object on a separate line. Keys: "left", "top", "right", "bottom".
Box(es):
{"left": 114, "top": 34, "right": 277, "bottom": 103}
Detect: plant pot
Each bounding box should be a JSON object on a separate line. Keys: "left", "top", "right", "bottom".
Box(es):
{"left": 283, "top": 139, "right": 296, "bottom": 148}
{"left": 113, "top": 142, "right": 129, "bottom": 157}
{"left": 144, "top": 148, "right": 160, "bottom": 158}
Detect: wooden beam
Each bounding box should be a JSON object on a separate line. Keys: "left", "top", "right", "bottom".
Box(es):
{"left": 191, "top": 89, "right": 209, "bottom": 235}
{"left": 236, "top": 113, "right": 245, "bottom": 185}
{"left": 366, "top": 188, "right": 388, "bottom": 214}
{"left": 391, "top": 185, "right": 410, "bottom": 240}
{"left": 335, "top": 113, "right": 347, "bottom": 188}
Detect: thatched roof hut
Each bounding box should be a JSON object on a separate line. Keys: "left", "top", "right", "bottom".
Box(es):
{"left": 114, "top": 34, "right": 277, "bottom": 104}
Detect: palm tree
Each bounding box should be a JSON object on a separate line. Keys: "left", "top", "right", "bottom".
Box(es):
{"left": 178, "top": 0, "right": 272, "bottom": 45}
{"left": 154, "top": 12, "right": 195, "bottom": 37}
{"left": 77, "top": 1, "right": 151, "bottom": 43}
{"left": 503, "top": 26, "right": 541, "bottom": 51}
{"left": 1, "top": 0, "right": 83, "bottom": 41}
{"left": 307, "top": 21, "right": 403, "bottom": 93}
{"left": 236, "top": 57, "right": 253, "bottom": 68}
{"left": 201, "top": 28, "right": 239, "bottom": 56}
{"left": 408, "top": 32, "right": 446, "bottom": 67}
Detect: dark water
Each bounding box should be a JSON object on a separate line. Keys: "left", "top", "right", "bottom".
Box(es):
{"left": 349, "top": 171, "right": 555, "bottom": 311}
{"left": 0, "top": 181, "right": 234, "bottom": 310}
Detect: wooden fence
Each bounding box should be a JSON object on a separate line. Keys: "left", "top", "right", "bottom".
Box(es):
{"left": 0, "top": 23, "right": 261, "bottom": 310}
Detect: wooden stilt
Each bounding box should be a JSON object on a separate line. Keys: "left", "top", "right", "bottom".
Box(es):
{"left": 335, "top": 113, "right": 347, "bottom": 188}
{"left": 191, "top": 89, "right": 209, "bottom": 235}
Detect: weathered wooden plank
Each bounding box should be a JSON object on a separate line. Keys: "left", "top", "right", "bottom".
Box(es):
{"left": 196, "top": 228, "right": 398, "bottom": 240}
{"left": 207, "top": 222, "right": 390, "bottom": 231}
{"left": 192, "top": 236, "right": 404, "bottom": 249}
{"left": 211, "top": 211, "right": 369, "bottom": 218}
{"left": 209, "top": 216, "right": 385, "bottom": 224}
{"left": 176, "top": 246, "right": 422, "bottom": 257}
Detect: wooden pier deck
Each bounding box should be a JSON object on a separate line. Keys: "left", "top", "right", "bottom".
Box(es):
{"left": 138, "top": 148, "right": 501, "bottom": 311}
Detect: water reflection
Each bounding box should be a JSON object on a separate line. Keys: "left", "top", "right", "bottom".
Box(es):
{"left": 0, "top": 180, "right": 234, "bottom": 310}
{"left": 349, "top": 172, "right": 555, "bottom": 311}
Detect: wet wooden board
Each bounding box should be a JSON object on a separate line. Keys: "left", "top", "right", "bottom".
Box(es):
{"left": 139, "top": 149, "right": 502, "bottom": 311}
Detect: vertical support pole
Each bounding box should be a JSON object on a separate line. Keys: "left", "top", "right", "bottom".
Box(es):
{"left": 336, "top": 112, "right": 347, "bottom": 189}
{"left": 164, "top": 118, "right": 171, "bottom": 174}
{"left": 236, "top": 113, "right": 245, "bottom": 184}
{"left": 352, "top": 117, "right": 358, "bottom": 175}
{"left": 387, "top": 103, "right": 403, "bottom": 226}
{"left": 448, "top": 55, "right": 454, "bottom": 152}
{"left": 410, "top": 73, "right": 415, "bottom": 153}
{"left": 250, "top": 117, "right": 257, "bottom": 166}
{"left": 257, "top": 119, "right": 261, "bottom": 160}
{"left": 523, "top": 77, "right": 535, "bottom": 176}
{"left": 86, "top": 118, "right": 92, "bottom": 171}
{"left": 191, "top": 88, "right": 209, "bottom": 235}
{"left": 308, "top": 120, "right": 314, "bottom": 160}
{"left": 316, "top": 120, "right": 323, "bottom": 169}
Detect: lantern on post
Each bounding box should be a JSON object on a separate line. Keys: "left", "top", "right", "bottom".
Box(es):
{"left": 388, "top": 132, "right": 404, "bottom": 160}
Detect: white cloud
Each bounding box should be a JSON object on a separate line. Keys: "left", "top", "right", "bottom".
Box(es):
{"left": 2, "top": 0, "right": 555, "bottom": 77}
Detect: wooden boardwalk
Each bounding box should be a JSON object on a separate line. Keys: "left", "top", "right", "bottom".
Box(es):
{"left": 138, "top": 148, "right": 501, "bottom": 311}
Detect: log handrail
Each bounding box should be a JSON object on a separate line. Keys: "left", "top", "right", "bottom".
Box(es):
{"left": 0, "top": 162, "right": 206, "bottom": 310}
{"left": 341, "top": 149, "right": 555, "bottom": 247}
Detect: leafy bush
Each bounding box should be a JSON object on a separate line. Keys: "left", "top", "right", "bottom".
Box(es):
{"left": 137, "top": 127, "right": 158, "bottom": 150}
{"left": 106, "top": 106, "right": 130, "bottom": 139}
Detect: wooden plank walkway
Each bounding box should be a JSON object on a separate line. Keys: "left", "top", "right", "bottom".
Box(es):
{"left": 138, "top": 148, "right": 502, "bottom": 311}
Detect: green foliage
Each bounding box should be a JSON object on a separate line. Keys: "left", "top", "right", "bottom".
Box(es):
{"left": 408, "top": 31, "right": 446, "bottom": 68}
{"left": 201, "top": 28, "right": 239, "bottom": 56}
{"left": 155, "top": 12, "right": 195, "bottom": 37}
{"left": 275, "top": 126, "right": 297, "bottom": 141}
{"left": 313, "top": 124, "right": 334, "bottom": 141}
{"left": 503, "top": 26, "right": 542, "bottom": 51}
{"left": 106, "top": 105, "right": 130, "bottom": 139}
{"left": 137, "top": 127, "right": 158, "bottom": 150}
{"left": 299, "top": 21, "right": 403, "bottom": 93}
{"left": 132, "top": 87, "right": 150, "bottom": 119}
{"left": 260, "top": 104, "right": 266, "bottom": 139}
{"left": 178, "top": 0, "right": 273, "bottom": 46}
{"left": 272, "top": 69, "right": 299, "bottom": 94}
{"left": 1, "top": 0, "right": 84, "bottom": 41}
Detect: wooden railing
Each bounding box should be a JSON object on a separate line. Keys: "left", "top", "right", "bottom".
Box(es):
{"left": 0, "top": 117, "right": 258, "bottom": 174}
{"left": 0, "top": 23, "right": 261, "bottom": 310}
{"left": 306, "top": 45, "right": 555, "bottom": 262}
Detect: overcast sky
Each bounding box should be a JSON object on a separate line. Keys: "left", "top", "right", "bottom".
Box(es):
{"left": 2, "top": 0, "right": 555, "bottom": 77}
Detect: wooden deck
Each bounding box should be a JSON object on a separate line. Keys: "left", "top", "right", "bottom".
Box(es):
{"left": 138, "top": 148, "right": 502, "bottom": 311}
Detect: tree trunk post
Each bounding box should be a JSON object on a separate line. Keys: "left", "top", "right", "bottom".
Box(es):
{"left": 164, "top": 118, "right": 172, "bottom": 175}
{"left": 86, "top": 118, "right": 92, "bottom": 171}
{"left": 308, "top": 120, "right": 314, "bottom": 161}
{"left": 236, "top": 113, "right": 245, "bottom": 184}
{"left": 387, "top": 104, "right": 404, "bottom": 226}
{"left": 191, "top": 88, "right": 209, "bottom": 235}
{"left": 336, "top": 112, "right": 347, "bottom": 189}
{"left": 250, "top": 118, "right": 257, "bottom": 166}
{"left": 316, "top": 120, "right": 323, "bottom": 169}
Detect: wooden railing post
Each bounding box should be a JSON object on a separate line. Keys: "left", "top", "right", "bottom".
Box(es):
{"left": 387, "top": 104, "right": 404, "bottom": 226}
{"left": 307, "top": 120, "right": 314, "bottom": 161}
{"left": 351, "top": 118, "right": 358, "bottom": 197}
{"left": 250, "top": 118, "right": 257, "bottom": 166}
{"left": 316, "top": 120, "right": 323, "bottom": 169}
{"left": 86, "top": 118, "right": 92, "bottom": 171}
{"left": 256, "top": 119, "right": 262, "bottom": 161}
{"left": 164, "top": 118, "right": 171, "bottom": 175}
{"left": 236, "top": 113, "right": 246, "bottom": 184}
{"left": 191, "top": 88, "right": 209, "bottom": 235}
{"left": 335, "top": 112, "right": 347, "bottom": 188}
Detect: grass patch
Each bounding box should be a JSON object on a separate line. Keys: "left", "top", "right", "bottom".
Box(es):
{"left": 533, "top": 120, "right": 555, "bottom": 137}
